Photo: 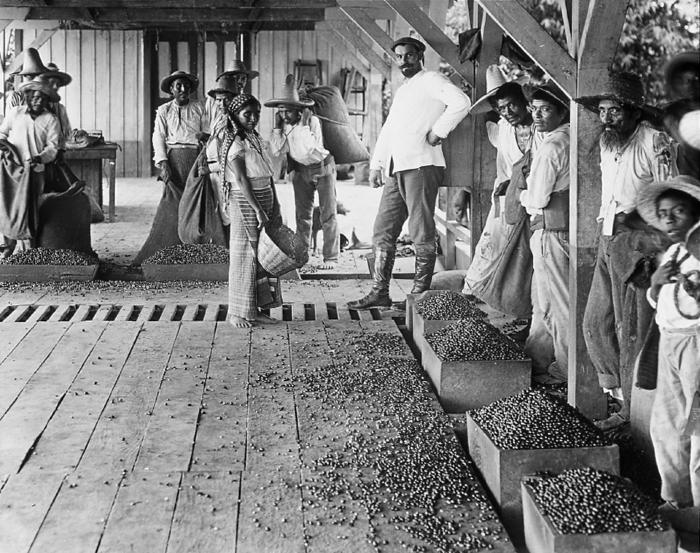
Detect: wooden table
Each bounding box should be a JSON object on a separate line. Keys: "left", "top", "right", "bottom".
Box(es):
{"left": 64, "top": 143, "right": 119, "bottom": 222}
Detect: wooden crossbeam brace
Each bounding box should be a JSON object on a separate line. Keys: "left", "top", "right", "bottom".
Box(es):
{"left": 476, "top": 0, "right": 576, "bottom": 96}
{"left": 0, "top": 7, "right": 29, "bottom": 33}
{"left": 6, "top": 27, "right": 59, "bottom": 74}
{"left": 383, "top": 0, "right": 473, "bottom": 86}
{"left": 316, "top": 29, "right": 371, "bottom": 79}
{"left": 316, "top": 20, "right": 391, "bottom": 79}
{"left": 335, "top": 5, "right": 395, "bottom": 58}
{"left": 578, "top": 0, "right": 630, "bottom": 94}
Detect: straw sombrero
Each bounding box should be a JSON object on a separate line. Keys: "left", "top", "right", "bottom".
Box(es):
{"left": 160, "top": 70, "right": 198, "bottom": 94}
{"left": 18, "top": 77, "right": 59, "bottom": 103}
{"left": 471, "top": 65, "right": 528, "bottom": 114}
{"left": 17, "top": 48, "right": 49, "bottom": 76}
{"left": 575, "top": 71, "right": 649, "bottom": 112}
{"left": 207, "top": 74, "right": 244, "bottom": 98}
{"left": 217, "top": 59, "right": 259, "bottom": 81}
{"left": 663, "top": 51, "right": 700, "bottom": 83}
{"left": 264, "top": 74, "right": 314, "bottom": 109}
{"left": 41, "top": 62, "right": 72, "bottom": 87}
{"left": 636, "top": 175, "right": 700, "bottom": 231}
{"left": 526, "top": 81, "right": 569, "bottom": 111}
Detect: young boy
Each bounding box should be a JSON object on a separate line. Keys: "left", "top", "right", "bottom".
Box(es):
{"left": 638, "top": 175, "right": 700, "bottom": 535}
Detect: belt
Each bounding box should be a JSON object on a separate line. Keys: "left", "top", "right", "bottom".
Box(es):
{"left": 296, "top": 153, "right": 333, "bottom": 171}
{"left": 167, "top": 144, "right": 199, "bottom": 150}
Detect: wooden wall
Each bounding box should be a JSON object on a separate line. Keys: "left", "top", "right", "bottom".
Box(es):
{"left": 251, "top": 30, "right": 382, "bottom": 153}
{"left": 29, "top": 29, "right": 149, "bottom": 178}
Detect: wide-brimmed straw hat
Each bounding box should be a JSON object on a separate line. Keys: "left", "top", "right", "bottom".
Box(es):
{"left": 41, "top": 62, "right": 72, "bottom": 87}
{"left": 217, "top": 59, "right": 259, "bottom": 81}
{"left": 207, "top": 74, "right": 244, "bottom": 98}
{"left": 160, "top": 70, "right": 198, "bottom": 94}
{"left": 636, "top": 175, "right": 700, "bottom": 231}
{"left": 17, "top": 48, "right": 49, "bottom": 76}
{"left": 575, "top": 71, "right": 648, "bottom": 112}
{"left": 264, "top": 74, "right": 314, "bottom": 109}
{"left": 18, "top": 77, "right": 59, "bottom": 103}
{"left": 527, "top": 81, "right": 569, "bottom": 111}
{"left": 471, "top": 65, "right": 528, "bottom": 114}
{"left": 664, "top": 51, "right": 700, "bottom": 82}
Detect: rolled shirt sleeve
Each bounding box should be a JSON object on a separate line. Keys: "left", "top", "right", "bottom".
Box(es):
{"left": 152, "top": 105, "right": 168, "bottom": 165}
{"left": 430, "top": 73, "right": 472, "bottom": 139}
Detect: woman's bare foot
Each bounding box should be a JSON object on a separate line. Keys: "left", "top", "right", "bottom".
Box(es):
{"left": 318, "top": 260, "right": 337, "bottom": 270}
{"left": 229, "top": 316, "right": 252, "bottom": 328}
{"left": 255, "top": 311, "right": 278, "bottom": 323}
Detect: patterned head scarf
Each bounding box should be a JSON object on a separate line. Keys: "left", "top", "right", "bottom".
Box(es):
{"left": 218, "top": 93, "right": 262, "bottom": 171}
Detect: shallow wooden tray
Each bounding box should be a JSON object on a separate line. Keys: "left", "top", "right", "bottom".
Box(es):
{"left": 0, "top": 264, "right": 98, "bottom": 282}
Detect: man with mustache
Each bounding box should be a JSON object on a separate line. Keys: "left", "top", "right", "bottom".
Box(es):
{"left": 577, "top": 71, "right": 677, "bottom": 430}
{"left": 348, "top": 36, "right": 471, "bottom": 309}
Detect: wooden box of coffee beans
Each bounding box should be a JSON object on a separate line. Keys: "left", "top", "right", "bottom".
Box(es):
{"left": 0, "top": 248, "right": 98, "bottom": 282}
{"left": 141, "top": 245, "right": 229, "bottom": 281}
{"left": 410, "top": 290, "right": 487, "bottom": 358}
{"left": 464, "top": 390, "right": 620, "bottom": 545}
{"left": 521, "top": 469, "right": 676, "bottom": 553}
{"left": 421, "top": 318, "right": 530, "bottom": 412}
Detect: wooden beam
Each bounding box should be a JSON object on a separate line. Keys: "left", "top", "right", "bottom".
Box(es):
{"left": 558, "top": 0, "right": 574, "bottom": 56}
{"left": 383, "top": 0, "right": 473, "bottom": 86}
{"left": 7, "top": 19, "right": 62, "bottom": 29}
{"left": 22, "top": 7, "right": 326, "bottom": 22}
{"left": 578, "top": 0, "right": 630, "bottom": 94}
{"left": 317, "top": 20, "right": 391, "bottom": 80}
{"left": 568, "top": 103, "right": 608, "bottom": 419}
{"left": 0, "top": 0, "right": 335, "bottom": 7}
{"left": 7, "top": 28, "right": 58, "bottom": 74}
{"left": 316, "top": 29, "right": 371, "bottom": 79}
{"left": 476, "top": 0, "right": 575, "bottom": 96}
{"left": 335, "top": 6, "right": 395, "bottom": 57}
{"left": 0, "top": 7, "right": 29, "bottom": 19}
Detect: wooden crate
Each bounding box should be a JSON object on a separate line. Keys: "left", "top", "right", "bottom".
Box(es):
{"left": 141, "top": 263, "right": 228, "bottom": 281}
{"left": 521, "top": 480, "right": 676, "bottom": 553}
{"left": 465, "top": 413, "right": 620, "bottom": 546}
{"left": 421, "top": 340, "right": 530, "bottom": 413}
{"left": 0, "top": 264, "right": 98, "bottom": 282}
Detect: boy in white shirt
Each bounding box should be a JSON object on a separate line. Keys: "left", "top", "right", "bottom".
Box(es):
{"left": 638, "top": 175, "right": 700, "bottom": 535}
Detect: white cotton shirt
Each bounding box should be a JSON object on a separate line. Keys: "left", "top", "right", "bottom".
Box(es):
{"left": 0, "top": 105, "right": 60, "bottom": 172}
{"left": 599, "top": 121, "right": 677, "bottom": 235}
{"left": 152, "top": 99, "right": 209, "bottom": 164}
{"left": 371, "top": 70, "right": 471, "bottom": 176}
{"left": 222, "top": 135, "right": 274, "bottom": 189}
{"left": 647, "top": 243, "right": 700, "bottom": 331}
{"left": 520, "top": 123, "right": 570, "bottom": 217}
{"left": 269, "top": 114, "right": 328, "bottom": 166}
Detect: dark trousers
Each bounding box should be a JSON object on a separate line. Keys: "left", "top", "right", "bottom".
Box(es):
{"left": 372, "top": 166, "right": 444, "bottom": 253}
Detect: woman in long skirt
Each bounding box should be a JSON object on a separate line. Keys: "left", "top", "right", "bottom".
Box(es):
{"left": 215, "top": 93, "right": 281, "bottom": 328}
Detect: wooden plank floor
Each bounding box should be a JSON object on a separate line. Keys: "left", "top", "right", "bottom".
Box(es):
{"left": 0, "top": 317, "right": 514, "bottom": 553}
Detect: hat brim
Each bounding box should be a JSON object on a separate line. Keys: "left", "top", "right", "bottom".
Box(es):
{"left": 207, "top": 87, "right": 236, "bottom": 98}
{"left": 664, "top": 51, "right": 700, "bottom": 81}
{"left": 160, "top": 74, "right": 199, "bottom": 94}
{"left": 636, "top": 176, "right": 700, "bottom": 230}
{"left": 575, "top": 94, "right": 645, "bottom": 112}
{"left": 41, "top": 70, "right": 72, "bottom": 87}
{"left": 264, "top": 99, "right": 314, "bottom": 108}
{"left": 18, "top": 82, "right": 59, "bottom": 103}
{"left": 216, "top": 69, "right": 259, "bottom": 81}
{"left": 470, "top": 76, "right": 529, "bottom": 114}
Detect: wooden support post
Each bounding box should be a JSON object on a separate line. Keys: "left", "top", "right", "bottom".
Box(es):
{"left": 568, "top": 104, "right": 607, "bottom": 419}
{"left": 337, "top": 5, "right": 395, "bottom": 57}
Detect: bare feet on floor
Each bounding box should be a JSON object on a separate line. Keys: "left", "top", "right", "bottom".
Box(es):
{"left": 229, "top": 316, "right": 252, "bottom": 328}
{"left": 318, "top": 261, "right": 337, "bottom": 270}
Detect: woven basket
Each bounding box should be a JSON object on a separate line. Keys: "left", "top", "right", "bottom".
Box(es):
{"left": 258, "top": 224, "right": 308, "bottom": 277}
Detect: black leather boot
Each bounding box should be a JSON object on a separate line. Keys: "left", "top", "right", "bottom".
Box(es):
{"left": 411, "top": 248, "right": 437, "bottom": 293}
{"left": 347, "top": 249, "right": 394, "bottom": 309}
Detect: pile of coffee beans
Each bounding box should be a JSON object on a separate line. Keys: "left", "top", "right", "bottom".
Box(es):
{"left": 426, "top": 318, "right": 526, "bottom": 361}
{"left": 1, "top": 248, "right": 98, "bottom": 265}
{"left": 142, "top": 244, "right": 229, "bottom": 265}
{"left": 414, "top": 290, "right": 485, "bottom": 320}
{"left": 527, "top": 468, "right": 667, "bottom": 534}
{"left": 469, "top": 388, "right": 608, "bottom": 449}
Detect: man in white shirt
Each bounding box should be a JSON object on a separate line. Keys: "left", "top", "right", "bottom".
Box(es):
{"left": 267, "top": 75, "right": 339, "bottom": 269}
{"left": 0, "top": 78, "right": 60, "bottom": 258}
{"left": 577, "top": 71, "right": 677, "bottom": 429}
{"left": 519, "top": 84, "right": 571, "bottom": 384}
{"left": 348, "top": 36, "right": 471, "bottom": 309}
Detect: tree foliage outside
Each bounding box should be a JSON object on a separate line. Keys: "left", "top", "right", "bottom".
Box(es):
{"left": 445, "top": 0, "right": 699, "bottom": 105}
